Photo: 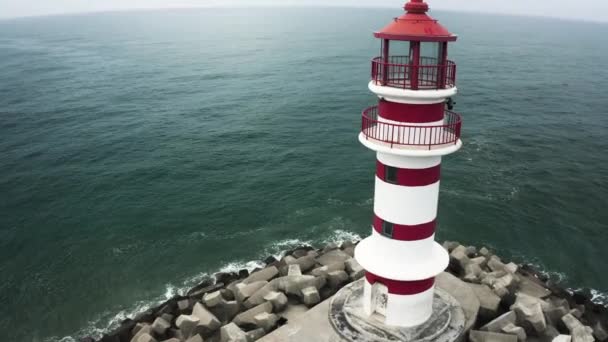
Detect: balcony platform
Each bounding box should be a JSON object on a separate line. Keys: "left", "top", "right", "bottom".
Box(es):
{"left": 359, "top": 106, "right": 463, "bottom": 157}
{"left": 359, "top": 133, "right": 462, "bottom": 157}
{"left": 369, "top": 81, "right": 457, "bottom": 105}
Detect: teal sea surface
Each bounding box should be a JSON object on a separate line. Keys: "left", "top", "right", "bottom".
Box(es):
{"left": 0, "top": 8, "right": 607, "bottom": 342}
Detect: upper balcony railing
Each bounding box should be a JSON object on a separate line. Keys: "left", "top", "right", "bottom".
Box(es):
{"left": 361, "top": 106, "right": 462, "bottom": 149}
{"left": 371, "top": 56, "right": 456, "bottom": 90}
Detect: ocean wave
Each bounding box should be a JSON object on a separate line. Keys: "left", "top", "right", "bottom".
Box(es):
{"left": 441, "top": 188, "right": 496, "bottom": 201}
{"left": 217, "top": 260, "right": 266, "bottom": 274}
{"left": 356, "top": 198, "right": 373, "bottom": 207}
{"left": 521, "top": 261, "right": 568, "bottom": 284}
{"left": 323, "top": 229, "right": 361, "bottom": 246}
{"left": 44, "top": 285, "right": 179, "bottom": 342}
{"left": 326, "top": 198, "right": 349, "bottom": 206}
{"left": 47, "top": 230, "right": 360, "bottom": 341}
{"left": 440, "top": 186, "right": 520, "bottom": 202}
{"left": 589, "top": 289, "right": 608, "bottom": 305}
{"left": 521, "top": 262, "right": 608, "bottom": 307}
{"left": 566, "top": 287, "right": 608, "bottom": 306}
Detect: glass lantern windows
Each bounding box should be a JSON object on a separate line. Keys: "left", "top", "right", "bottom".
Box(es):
{"left": 377, "top": 39, "right": 449, "bottom": 89}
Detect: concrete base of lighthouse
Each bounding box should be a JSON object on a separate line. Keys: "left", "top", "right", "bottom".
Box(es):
{"left": 328, "top": 278, "right": 465, "bottom": 342}
{"left": 258, "top": 272, "right": 478, "bottom": 342}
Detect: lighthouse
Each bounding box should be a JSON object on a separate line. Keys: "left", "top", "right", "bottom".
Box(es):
{"left": 353, "top": 0, "right": 463, "bottom": 327}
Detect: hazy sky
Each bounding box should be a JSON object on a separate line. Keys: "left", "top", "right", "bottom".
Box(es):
{"left": 1, "top": 0, "right": 608, "bottom": 22}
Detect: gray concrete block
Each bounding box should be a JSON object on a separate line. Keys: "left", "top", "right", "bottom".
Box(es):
{"left": 243, "top": 266, "right": 279, "bottom": 284}
{"left": 263, "top": 291, "right": 288, "bottom": 312}
{"left": 160, "top": 313, "right": 173, "bottom": 324}
{"left": 310, "top": 262, "right": 345, "bottom": 278}
{"left": 470, "top": 256, "right": 488, "bottom": 268}
{"left": 287, "top": 264, "right": 302, "bottom": 276}
{"left": 316, "top": 249, "right": 351, "bottom": 266}
{"left": 203, "top": 290, "right": 225, "bottom": 307}
{"left": 134, "top": 333, "right": 157, "bottom": 342}
{"left": 151, "top": 317, "right": 170, "bottom": 335}
{"left": 464, "top": 263, "right": 483, "bottom": 282}
{"left": 443, "top": 241, "right": 460, "bottom": 252}
{"left": 209, "top": 299, "right": 240, "bottom": 323}
{"left": 327, "top": 270, "right": 349, "bottom": 289}
{"left": 488, "top": 255, "right": 508, "bottom": 273}
{"left": 234, "top": 281, "right": 268, "bottom": 303}
{"left": 178, "top": 299, "right": 191, "bottom": 312}
{"left": 191, "top": 302, "right": 221, "bottom": 334}
{"left": 470, "top": 330, "right": 518, "bottom": 342}
{"left": 469, "top": 283, "right": 501, "bottom": 321}
{"left": 517, "top": 275, "right": 551, "bottom": 299}
{"left": 233, "top": 302, "right": 273, "bottom": 326}
{"left": 184, "top": 335, "right": 203, "bottom": 342}
{"left": 278, "top": 275, "right": 325, "bottom": 296}
{"left": 220, "top": 322, "right": 248, "bottom": 342}
{"left": 254, "top": 312, "right": 280, "bottom": 332}
{"left": 562, "top": 314, "right": 594, "bottom": 342}
{"left": 176, "top": 314, "right": 200, "bottom": 339}
{"left": 291, "top": 255, "right": 317, "bottom": 273}
{"left": 131, "top": 323, "right": 146, "bottom": 337}
{"left": 246, "top": 327, "right": 267, "bottom": 341}
{"left": 511, "top": 294, "right": 547, "bottom": 334}
{"left": 593, "top": 321, "right": 608, "bottom": 341}
{"left": 450, "top": 245, "right": 470, "bottom": 271}
{"left": 130, "top": 325, "right": 152, "bottom": 342}
{"left": 344, "top": 258, "right": 362, "bottom": 274}
{"left": 501, "top": 323, "right": 527, "bottom": 342}
{"left": 301, "top": 286, "right": 320, "bottom": 307}
{"left": 436, "top": 272, "right": 480, "bottom": 332}
{"left": 481, "top": 311, "right": 517, "bottom": 332}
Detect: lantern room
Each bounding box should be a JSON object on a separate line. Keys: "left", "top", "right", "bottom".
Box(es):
{"left": 371, "top": 0, "right": 457, "bottom": 91}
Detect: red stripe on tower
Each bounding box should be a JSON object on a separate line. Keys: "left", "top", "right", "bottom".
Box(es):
{"left": 365, "top": 271, "right": 435, "bottom": 295}
{"left": 372, "top": 215, "right": 436, "bottom": 241}
{"left": 376, "top": 160, "right": 441, "bottom": 187}
{"left": 378, "top": 100, "right": 445, "bottom": 123}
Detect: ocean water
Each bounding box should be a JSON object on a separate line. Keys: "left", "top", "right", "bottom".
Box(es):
{"left": 0, "top": 7, "right": 607, "bottom": 342}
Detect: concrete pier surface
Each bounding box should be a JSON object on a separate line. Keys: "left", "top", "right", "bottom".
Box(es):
{"left": 260, "top": 274, "right": 472, "bottom": 342}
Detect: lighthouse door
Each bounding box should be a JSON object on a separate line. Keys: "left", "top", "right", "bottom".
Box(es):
{"left": 370, "top": 282, "right": 388, "bottom": 320}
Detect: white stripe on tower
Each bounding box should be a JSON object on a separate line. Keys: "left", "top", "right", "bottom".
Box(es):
{"left": 374, "top": 177, "right": 439, "bottom": 225}
{"left": 356, "top": 142, "right": 450, "bottom": 326}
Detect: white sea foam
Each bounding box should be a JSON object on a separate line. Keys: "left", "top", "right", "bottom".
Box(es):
{"left": 521, "top": 262, "right": 608, "bottom": 306}
{"left": 565, "top": 288, "right": 608, "bottom": 306}
{"left": 46, "top": 229, "right": 362, "bottom": 341}
{"left": 218, "top": 260, "right": 266, "bottom": 274}
{"left": 44, "top": 297, "right": 163, "bottom": 342}
{"left": 323, "top": 229, "right": 362, "bottom": 246}
{"left": 590, "top": 289, "right": 608, "bottom": 305}
{"left": 524, "top": 261, "right": 568, "bottom": 283}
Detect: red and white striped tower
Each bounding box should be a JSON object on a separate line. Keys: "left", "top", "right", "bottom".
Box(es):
{"left": 354, "top": 0, "right": 463, "bottom": 327}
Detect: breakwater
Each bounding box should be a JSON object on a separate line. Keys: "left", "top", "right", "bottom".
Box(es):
{"left": 85, "top": 241, "right": 608, "bottom": 342}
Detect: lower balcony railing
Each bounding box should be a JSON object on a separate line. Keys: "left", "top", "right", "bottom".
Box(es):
{"left": 361, "top": 106, "right": 462, "bottom": 149}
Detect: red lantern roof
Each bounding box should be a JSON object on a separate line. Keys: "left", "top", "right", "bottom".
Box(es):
{"left": 375, "top": 0, "right": 457, "bottom": 42}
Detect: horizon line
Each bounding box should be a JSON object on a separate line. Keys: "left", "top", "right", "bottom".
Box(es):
{"left": 0, "top": 5, "right": 607, "bottom": 25}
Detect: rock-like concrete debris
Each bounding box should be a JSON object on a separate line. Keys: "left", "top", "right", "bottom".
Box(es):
{"left": 86, "top": 240, "right": 608, "bottom": 342}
